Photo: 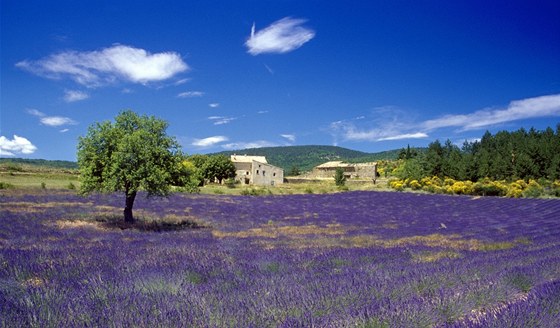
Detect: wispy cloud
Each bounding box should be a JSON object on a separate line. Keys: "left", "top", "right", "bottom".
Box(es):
{"left": 192, "top": 136, "right": 228, "bottom": 147}
{"left": 174, "top": 78, "right": 191, "bottom": 86}
{"left": 222, "top": 140, "right": 277, "bottom": 150}
{"left": 27, "top": 109, "right": 78, "bottom": 127}
{"left": 63, "top": 90, "right": 89, "bottom": 102}
{"left": 328, "top": 106, "right": 424, "bottom": 142}
{"left": 264, "top": 64, "right": 274, "bottom": 74}
{"left": 330, "top": 119, "right": 428, "bottom": 142}
{"left": 0, "top": 135, "right": 37, "bottom": 156}
{"left": 422, "top": 94, "right": 560, "bottom": 131}
{"left": 177, "top": 91, "right": 204, "bottom": 98}
{"left": 209, "top": 103, "right": 220, "bottom": 108}
{"left": 281, "top": 134, "right": 296, "bottom": 142}
{"left": 208, "top": 116, "right": 236, "bottom": 125}
{"left": 328, "top": 94, "right": 560, "bottom": 144}
{"left": 16, "top": 44, "right": 188, "bottom": 87}
{"left": 377, "top": 133, "right": 429, "bottom": 141}
{"left": 246, "top": 17, "right": 315, "bottom": 55}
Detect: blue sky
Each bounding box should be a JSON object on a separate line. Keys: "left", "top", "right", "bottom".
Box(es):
{"left": 1, "top": 1, "right": 559, "bottom": 161}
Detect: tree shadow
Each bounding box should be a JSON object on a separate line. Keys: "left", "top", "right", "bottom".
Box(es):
{"left": 93, "top": 214, "right": 211, "bottom": 232}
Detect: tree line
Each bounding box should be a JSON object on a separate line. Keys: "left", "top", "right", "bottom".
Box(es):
{"left": 396, "top": 125, "right": 560, "bottom": 182}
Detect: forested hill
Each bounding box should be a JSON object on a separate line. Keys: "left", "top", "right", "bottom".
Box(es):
{"left": 214, "top": 145, "right": 402, "bottom": 172}
{"left": 0, "top": 158, "right": 78, "bottom": 170}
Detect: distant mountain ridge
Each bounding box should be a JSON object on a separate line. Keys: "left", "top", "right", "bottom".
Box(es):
{"left": 1, "top": 145, "right": 407, "bottom": 173}
{"left": 0, "top": 158, "right": 78, "bottom": 170}
{"left": 214, "top": 145, "right": 404, "bottom": 172}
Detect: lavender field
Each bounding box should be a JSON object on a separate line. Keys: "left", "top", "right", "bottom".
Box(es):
{"left": 1, "top": 189, "right": 560, "bottom": 327}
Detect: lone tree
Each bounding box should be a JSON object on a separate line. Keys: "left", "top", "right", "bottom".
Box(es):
{"left": 77, "top": 110, "right": 183, "bottom": 223}
{"left": 334, "top": 167, "right": 346, "bottom": 186}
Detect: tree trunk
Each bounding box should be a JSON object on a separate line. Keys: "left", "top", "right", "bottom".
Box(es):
{"left": 124, "top": 191, "right": 136, "bottom": 223}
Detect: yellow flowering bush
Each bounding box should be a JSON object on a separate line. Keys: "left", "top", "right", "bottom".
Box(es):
{"left": 450, "top": 181, "right": 474, "bottom": 195}
{"left": 553, "top": 180, "right": 560, "bottom": 197}
{"left": 522, "top": 180, "right": 544, "bottom": 198}
{"left": 392, "top": 182, "right": 404, "bottom": 191}
{"left": 387, "top": 175, "right": 555, "bottom": 198}
{"left": 443, "top": 178, "right": 456, "bottom": 186}
{"left": 409, "top": 180, "right": 422, "bottom": 190}
{"left": 506, "top": 182, "right": 524, "bottom": 198}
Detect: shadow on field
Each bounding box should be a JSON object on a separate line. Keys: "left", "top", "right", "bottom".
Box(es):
{"left": 93, "top": 214, "right": 211, "bottom": 232}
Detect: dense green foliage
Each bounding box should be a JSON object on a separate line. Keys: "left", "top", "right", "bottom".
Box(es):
{"left": 201, "top": 155, "right": 236, "bottom": 184}
{"left": 395, "top": 126, "right": 560, "bottom": 182}
{"left": 77, "top": 110, "right": 183, "bottom": 222}
{"left": 215, "top": 145, "right": 403, "bottom": 172}
{"left": 334, "top": 167, "right": 346, "bottom": 186}
{"left": 0, "top": 158, "right": 78, "bottom": 169}
{"left": 390, "top": 126, "right": 560, "bottom": 198}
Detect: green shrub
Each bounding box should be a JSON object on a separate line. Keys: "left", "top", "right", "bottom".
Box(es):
{"left": 553, "top": 180, "right": 560, "bottom": 197}
{"left": 0, "top": 181, "right": 14, "bottom": 189}
{"left": 334, "top": 167, "right": 346, "bottom": 187}
{"left": 40, "top": 182, "right": 46, "bottom": 189}
{"left": 240, "top": 187, "right": 270, "bottom": 196}
{"left": 473, "top": 180, "right": 506, "bottom": 196}
{"left": 180, "top": 181, "right": 200, "bottom": 193}
{"left": 225, "top": 178, "right": 237, "bottom": 189}
{"left": 67, "top": 182, "right": 76, "bottom": 190}
{"left": 522, "top": 180, "right": 543, "bottom": 198}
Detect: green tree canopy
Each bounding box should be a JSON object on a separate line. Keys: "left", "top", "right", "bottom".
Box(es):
{"left": 334, "top": 167, "right": 346, "bottom": 186}
{"left": 77, "top": 110, "right": 183, "bottom": 223}
{"left": 201, "top": 155, "right": 236, "bottom": 184}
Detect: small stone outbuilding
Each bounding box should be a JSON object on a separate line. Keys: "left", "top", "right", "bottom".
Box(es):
{"left": 312, "top": 161, "right": 377, "bottom": 180}
{"left": 230, "top": 155, "right": 284, "bottom": 186}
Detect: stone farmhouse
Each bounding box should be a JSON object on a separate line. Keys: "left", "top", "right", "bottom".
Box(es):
{"left": 312, "top": 161, "right": 378, "bottom": 180}
{"left": 230, "top": 155, "right": 284, "bottom": 186}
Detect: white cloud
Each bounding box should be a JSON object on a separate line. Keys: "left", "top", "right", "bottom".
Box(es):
{"left": 27, "top": 109, "right": 45, "bottom": 117}
{"left": 63, "top": 90, "right": 89, "bottom": 102}
{"left": 174, "top": 78, "right": 191, "bottom": 85}
{"left": 246, "top": 17, "right": 315, "bottom": 55}
{"left": 0, "top": 135, "right": 37, "bottom": 156}
{"left": 257, "top": 110, "right": 269, "bottom": 114}
{"left": 329, "top": 118, "right": 425, "bottom": 142}
{"left": 209, "top": 103, "right": 220, "bottom": 108}
{"left": 328, "top": 94, "right": 560, "bottom": 144}
{"left": 222, "top": 140, "right": 277, "bottom": 150}
{"left": 177, "top": 91, "right": 204, "bottom": 98}
{"left": 59, "top": 129, "right": 70, "bottom": 133}
{"left": 27, "top": 109, "right": 77, "bottom": 127}
{"left": 377, "top": 132, "right": 428, "bottom": 141}
{"left": 40, "top": 116, "right": 77, "bottom": 127}
{"left": 422, "top": 94, "right": 560, "bottom": 131}
{"left": 16, "top": 44, "right": 188, "bottom": 87}
{"left": 208, "top": 116, "right": 236, "bottom": 125}
{"left": 281, "top": 134, "right": 296, "bottom": 142}
{"left": 192, "top": 136, "right": 228, "bottom": 147}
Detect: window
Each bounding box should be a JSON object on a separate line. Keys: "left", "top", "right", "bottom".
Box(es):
{"left": 256, "top": 170, "right": 259, "bottom": 175}
{"left": 263, "top": 171, "right": 266, "bottom": 176}
{"left": 273, "top": 172, "right": 276, "bottom": 177}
